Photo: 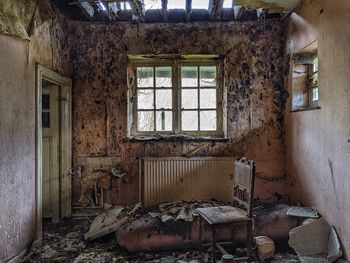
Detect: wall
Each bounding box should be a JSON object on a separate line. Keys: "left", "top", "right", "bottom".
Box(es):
{"left": 285, "top": 0, "right": 350, "bottom": 257}
{"left": 68, "top": 20, "right": 288, "bottom": 206}
{"left": 0, "top": 13, "right": 70, "bottom": 263}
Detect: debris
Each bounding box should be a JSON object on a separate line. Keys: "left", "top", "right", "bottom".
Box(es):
{"left": 161, "top": 215, "right": 174, "bottom": 223}
{"left": 287, "top": 206, "right": 319, "bottom": 218}
{"left": 84, "top": 207, "right": 128, "bottom": 241}
{"left": 72, "top": 252, "right": 117, "bottom": 263}
{"left": 289, "top": 218, "right": 343, "bottom": 262}
{"left": 129, "top": 202, "right": 142, "bottom": 215}
{"left": 41, "top": 245, "right": 58, "bottom": 259}
{"left": 254, "top": 236, "right": 275, "bottom": 261}
{"left": 183, "top": 143, "right": 209, "bottom": 157}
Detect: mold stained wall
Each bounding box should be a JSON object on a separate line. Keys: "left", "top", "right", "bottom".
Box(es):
{"left": 68, "top": 20, "right": 289, "bottom": 206}
{"left": 285, "top": 0, "right": 350, "bottom": 256}
{"left": 0, "top": 14, "right": 70, "bottom": 263}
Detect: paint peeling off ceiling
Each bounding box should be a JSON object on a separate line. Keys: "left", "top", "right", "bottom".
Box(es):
{"left": 235, "top": 0, "right": 301, "bottom": 12}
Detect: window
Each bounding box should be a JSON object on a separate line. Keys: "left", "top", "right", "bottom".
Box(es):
{"left": 168, "top": 0, "right": 186, "bottom": 9}
{"left": 128, "top": 56, "right": 225, "bottom": 138}
{"left": 291, "top": 41, "right": 319, "bottom": 111}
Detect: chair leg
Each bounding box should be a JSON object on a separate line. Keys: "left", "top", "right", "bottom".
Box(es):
{"left": 246, "top": 221, "right": 253, "bottom": 263}
{"left": 212, "top": 227, "right": 216, "bottom": 263}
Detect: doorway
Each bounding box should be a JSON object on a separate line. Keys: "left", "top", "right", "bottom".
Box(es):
{"left": 36, "top": 65, "right": 72, "bottom": 242}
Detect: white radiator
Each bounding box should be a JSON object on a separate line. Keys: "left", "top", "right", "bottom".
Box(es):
{"left": 140, "top": 157, "right": 235, "bottom": 206}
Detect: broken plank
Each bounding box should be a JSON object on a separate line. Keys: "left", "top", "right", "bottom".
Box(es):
{"left": 85, "top": 216, "right": 129, "bottom": 241}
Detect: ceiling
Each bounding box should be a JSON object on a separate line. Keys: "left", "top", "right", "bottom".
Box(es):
{"left": 51, "top": 0, "right": 302, "bottom": 23}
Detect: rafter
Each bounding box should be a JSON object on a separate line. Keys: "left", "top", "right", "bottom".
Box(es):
{"left": 161, "top": 0, "right": 168, "bottom": 22}
{"left": 185, "top": 0, "right": 192, "bottom": 22}
{"left": 79, "top": 1, "right": 95, "bottom": 18}
{"left": 209, "top": 0, "right": 223, "bottom": 20}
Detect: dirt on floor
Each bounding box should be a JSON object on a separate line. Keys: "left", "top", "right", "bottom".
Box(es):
{"left": 22, "top": 217, "right": 300, "bottom": 263}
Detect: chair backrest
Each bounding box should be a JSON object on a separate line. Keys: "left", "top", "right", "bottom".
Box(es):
{"left": 232, "top": 157, "right": 256, "bottom": 218}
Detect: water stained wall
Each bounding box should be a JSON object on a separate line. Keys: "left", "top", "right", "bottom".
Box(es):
{"left": 68, "top": 20, "right": 289, "bottom": 206}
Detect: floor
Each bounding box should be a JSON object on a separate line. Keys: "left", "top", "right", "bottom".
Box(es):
{"left": 22, "top": 219, "right": 300, "bottom": 263}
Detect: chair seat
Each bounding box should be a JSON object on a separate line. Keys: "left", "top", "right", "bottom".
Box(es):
{"left": 196, "top": 206, "right": 250, "bottom": 225}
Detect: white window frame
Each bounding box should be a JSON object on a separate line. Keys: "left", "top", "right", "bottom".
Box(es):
{"left": 127, "top": 56, "right": 226, "bottom": 139}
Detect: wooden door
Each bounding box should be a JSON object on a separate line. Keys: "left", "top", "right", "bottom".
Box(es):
{"left": 42, "top": 85, "right": 60, "bottom": 223}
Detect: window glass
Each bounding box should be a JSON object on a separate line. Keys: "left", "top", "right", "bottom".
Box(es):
{"left": 144, "top": 0, "right": 162, "bottom": 9}
{"left": 137, "top": 89, "right": 154, "bottom": 109}
{"left": 200, "top": 89, "right": 216, "bottom": 109}
{"left": 182, "top": 89, "right": 198, "bottom": 109}
{"left": 200, "top": 66, "right": 216, "bottom": 87}
{"left": 138, "top": 111, "right": 154, "bottom": 131}
{"left": 156, "top": 67, "right": 172, "bottom": 87}
{"left": 192, "top": 0, "right": 209, "bottom": 9}
{"left": 200, "top": 111, "right": 217, "bottom": 130}
{"left": 182, "top": 111, "right": 198, "bottom": 131}
{"left": 137, "top": 67, "right": 153, "bottom": 87}
{"left": 156, "top": 111, "right": 172, "bottom": 131}
{"left": 181, "top": 67, "right": 198, "bottom": 87}
{"left": 222, "top": 0, "right": 232, "bottom": 8}
{"left": 156, "top": 89, "right": 172, "bottom": 109}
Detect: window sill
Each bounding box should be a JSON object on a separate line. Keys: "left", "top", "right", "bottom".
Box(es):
{"left": 290, "top": 106, "right": 321, "bottom": 113}
{"left": 128, "top": 134, "right": 228, "bottom": 142}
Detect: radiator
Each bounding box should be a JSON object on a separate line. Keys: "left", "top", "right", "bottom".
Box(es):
{"left": 140, "top": 157, "right": 235, "bottom": 206}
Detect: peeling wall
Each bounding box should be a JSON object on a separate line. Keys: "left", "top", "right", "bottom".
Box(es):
{"left": 0, "top": 12, "right": 70, "bottom": 263}
{"left": 285, "top": 0, "right": 350, "bottom": 257}
{"left": 68, "top": 20, "right": 288, "bottom": 206}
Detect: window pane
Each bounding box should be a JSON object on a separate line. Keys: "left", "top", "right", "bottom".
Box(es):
{"left": 156, "top": 89, "right": 172, "bottom": 109}
{"left": 42, "top": 94, "right": 50, "bottom": 109}
{"left": 137, "top": 89, "right": 154, "bottom": 109}
{"left": 156, "top": 111, "right": 172, "bottom": 131}
{"left": 144, "top": 0, "right": 162, "bottom": 9}
{"left": 138, "top": 111, "right": 154, "bottom": 131}
{"left": 192, "top": 0, "right": 209, "bottom": 9}
{"left": 156, "top": 67, "right": 172, "bottom": 87}
{"left": 312, "top": 88, "right": 318, "bottom": 101}
{"left": 181, "top": 67, "right": 198, "bottom": 87}
{"left": 182, "top": 111, "right": 198, "bottom": 131}
{"left": 182, "top": 89, "right": 198, "bottom": 109}
{"left": 200, "top": 66, "right": 216, "bottom": 87}
{"left": 200, "top": 111, "right": 216, "bottom": 131}
{"left": 200, "top": 89, "right": 216, "bottom": 109}
{"left": 137, "top": 67, "right": 153, "bottom": 87}
{"left": 168, "top": 0, "right": 185, "bottom": 9}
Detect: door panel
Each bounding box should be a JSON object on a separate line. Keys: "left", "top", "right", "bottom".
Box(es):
{"left": 42, "top": 85, "right": 60, "bottom": 223}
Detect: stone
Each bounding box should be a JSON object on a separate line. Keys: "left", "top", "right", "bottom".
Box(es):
{"left": 41, "top": 245, "right": 58, "bottom": 259}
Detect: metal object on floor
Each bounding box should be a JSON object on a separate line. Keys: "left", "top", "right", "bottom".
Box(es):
{"left": 287, "top": 206, "right": 319, "bottom": 218}
{"left": 197, "top": 157, "right": 256, "bottom": 263}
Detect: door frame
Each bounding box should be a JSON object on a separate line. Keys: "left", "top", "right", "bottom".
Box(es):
{"left": 35, "top": 65, "right": 72, "bottom": 242}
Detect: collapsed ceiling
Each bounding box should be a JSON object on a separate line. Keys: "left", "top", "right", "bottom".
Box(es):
{"left": 52, "top": 0, "right": 301, "bottom": 23}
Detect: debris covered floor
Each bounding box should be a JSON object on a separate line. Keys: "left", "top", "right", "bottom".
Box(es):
{"left": 23, "top": 201, "right": 302, "bottom": 263}
{"left": 25, "top": 219, "right": 300, "bottom": 263}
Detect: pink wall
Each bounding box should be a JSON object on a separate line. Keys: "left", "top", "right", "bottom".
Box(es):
{"left": 0, "top": 16, "right": 70, "bottom": 263}
{"left": 285, "top": 0, "right": 350, "bottom": 257}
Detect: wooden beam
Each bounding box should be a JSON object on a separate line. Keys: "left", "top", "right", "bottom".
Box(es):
{"left": 256, "top": 8, "right": 267, "bottom": 19}
{"left": 161, "top": 0, "right": 168, "bottom": 22}
{"left": 209, "top": 0, "right": 223, "bottom": 20}
{"left": 233, "top": 5, "right": 244, "bottom": 20}
{"left": 185, "top": 0, "right": 192, "bottom": 22}
{"left": 79, "top": 1, "right": 95, "bottom": 18}
{"left": 132, "top": 0, "right": 145, "bottom": 22}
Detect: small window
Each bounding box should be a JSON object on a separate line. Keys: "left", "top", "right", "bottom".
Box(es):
{"left": 291, "top": 41, "right": 319, "bottom": 111}
{"left": 128, "top": 56, "right": 225, "bottom": 138}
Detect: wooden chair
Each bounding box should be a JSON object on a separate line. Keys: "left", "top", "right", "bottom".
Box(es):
{"left": 196, "top": 157, "right": 256, "bottom": 263}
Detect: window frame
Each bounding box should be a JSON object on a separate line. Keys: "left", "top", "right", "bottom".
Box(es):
{"left": 127, "top": 56, "right": 226, "bottom": 139}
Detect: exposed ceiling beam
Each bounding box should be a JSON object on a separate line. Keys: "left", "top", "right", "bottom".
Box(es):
{"left": 185, "top": 0, "right": 192, "bottom": 22}
{"left": 161, "top": 0, "right": 168, "bottom": 22}
{"left": 233, "top": 5, "right": 244, "bottom": 20}
{"left": 132, "top": 0, "right": 145, "bottom": 22}
{"left": 209, "top": 0, "right": 223, "bottom": 20}
{"left": 78, "top": 1, "right": 95, "bottom": 18}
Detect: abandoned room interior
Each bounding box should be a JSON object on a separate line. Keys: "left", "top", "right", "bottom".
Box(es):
{"left": 0, "top": 0, "right": 349, "bottom": 262}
